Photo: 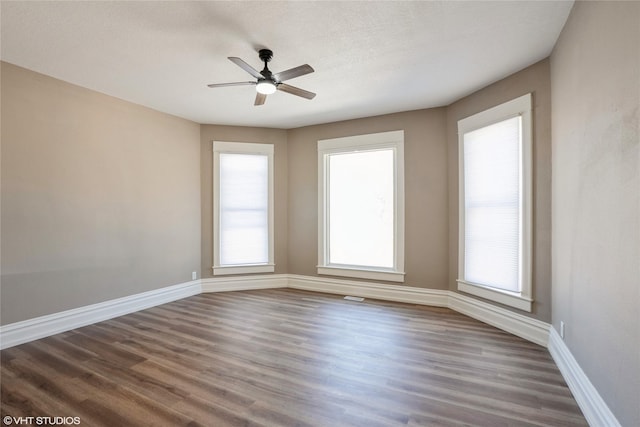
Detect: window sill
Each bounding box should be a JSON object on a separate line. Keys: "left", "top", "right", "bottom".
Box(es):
{"left": 457, "top": 280, "right": 532, "bottom": 312}
{"left": 317, "top": 266, "right": 405, "bottom": 283}
{"left": 213, "top": 264, "right": 275, "bottom": 276}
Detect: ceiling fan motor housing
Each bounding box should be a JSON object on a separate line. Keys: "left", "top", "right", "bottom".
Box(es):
{"left": 258, "top": 49, "right": 273, "bottom": 63}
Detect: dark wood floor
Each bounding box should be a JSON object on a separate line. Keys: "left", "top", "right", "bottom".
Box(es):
{"left": 1, "top": 288, "right": 587, "bottom": 426}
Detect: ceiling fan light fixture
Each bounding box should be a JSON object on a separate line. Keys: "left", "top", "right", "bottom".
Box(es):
{"left": 256, "top": 80, "right": 276, "bottom": 95}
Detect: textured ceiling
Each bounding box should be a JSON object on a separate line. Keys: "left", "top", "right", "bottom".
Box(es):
{"left": 0, "top": 1, "right": 573, "bottom": 129}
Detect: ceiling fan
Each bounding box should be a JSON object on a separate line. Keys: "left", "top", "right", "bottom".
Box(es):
{"left": 207, "top": 49, "right": 316, "bottom": 106}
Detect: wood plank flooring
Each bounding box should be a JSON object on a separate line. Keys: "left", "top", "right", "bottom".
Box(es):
{"left": 1, "top": 288, "right": 587, "bottom": 426}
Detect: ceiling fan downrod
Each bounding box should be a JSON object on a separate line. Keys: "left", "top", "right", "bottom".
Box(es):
{"left": 258, "top": 49, "right": 274, "bottom": 79}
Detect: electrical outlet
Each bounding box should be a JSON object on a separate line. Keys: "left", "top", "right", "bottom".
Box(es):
{"left": 192, "top": 271, "right": 197, "bottom": 280}
{"left": 560, "top": 321, "right": 565, "bottom": 339}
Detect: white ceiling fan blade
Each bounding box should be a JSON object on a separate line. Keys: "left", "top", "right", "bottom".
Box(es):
{"left": 278, "top": 83, "right": 316, "bottom": 100}
{"left": 254, "top": 92, "right": 267, "bottom": 106}
{"left": 273, "top": 64, "right": 314, "bottom": 82}
{"left": 207, "top": 81, "right": 256, "bottom": 88}
{"left": 228, "top": 57, "right": 263, "bottom": 79}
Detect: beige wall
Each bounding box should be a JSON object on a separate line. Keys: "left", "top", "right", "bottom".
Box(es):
{"left": 1, "top": 62, "right": 201, "bottom": 325}
{"left": 446, "top": 59, "right": 552, "bottom": 322}
{"left": 287, "top": 109, "right": 449, "bottom": 289}
{"left": 551, "top": 2, "right": 640, "bottom": 425}
{"left": 200, "top": 125, "right": 288, "bottom": 278}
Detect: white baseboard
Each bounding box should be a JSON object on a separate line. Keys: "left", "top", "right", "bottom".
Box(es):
{"left": 0, "top": 273, "right": 617, "bottom": 426}
{"left": 200, "top": 274, "right": 288, "bottom": 293}
{"left": 548, "top": 327, "right": 621, "bottom": 427}
{"left": 287, "top": 274, "right": 449, "bottom": 307}
{"left": 286, "top": 275, "right": 546, "bottom": 346}
{"left": 0, "top": 280, "right": 201, "bottom": 350}
{"left": 0, "top": 274, "right": 542, "bottom": 349}
{"left": 448, "top": 291, "right": 550, "bottom": 347}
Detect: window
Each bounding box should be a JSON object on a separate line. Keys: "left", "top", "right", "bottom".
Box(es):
{"left": 318, "top": 130, "right": 405, "bottom": 282}
{"left": 213, "top": 141, "right": 274, "bottom": 275}
{"left": 457, "top": 93, "right": 532, "bottom": 311}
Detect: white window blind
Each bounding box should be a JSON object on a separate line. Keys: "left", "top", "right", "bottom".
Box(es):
{"left": 457, "top": 93, "right": 532, "bottom": 312}
{"left": 213, "top": 141, "right": 274, "bottom": 276}
{"left": 219, "top": 153, "right": 269, "bottom": 265}
{"left": 463, "top": 116, "right": 521, "bottom": 292}
{"left": 328, "top": 149, "right": 394, "bottom": 269}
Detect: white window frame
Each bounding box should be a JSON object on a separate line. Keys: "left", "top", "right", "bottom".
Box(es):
{"left": 212, "top": 141, "right": 275, "bottom": 276}
{"left": 317, "top": 130, "right": 405, "bottom": 283}
{"left": 457, "top": 93, "right": 533, "bottom": 312}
